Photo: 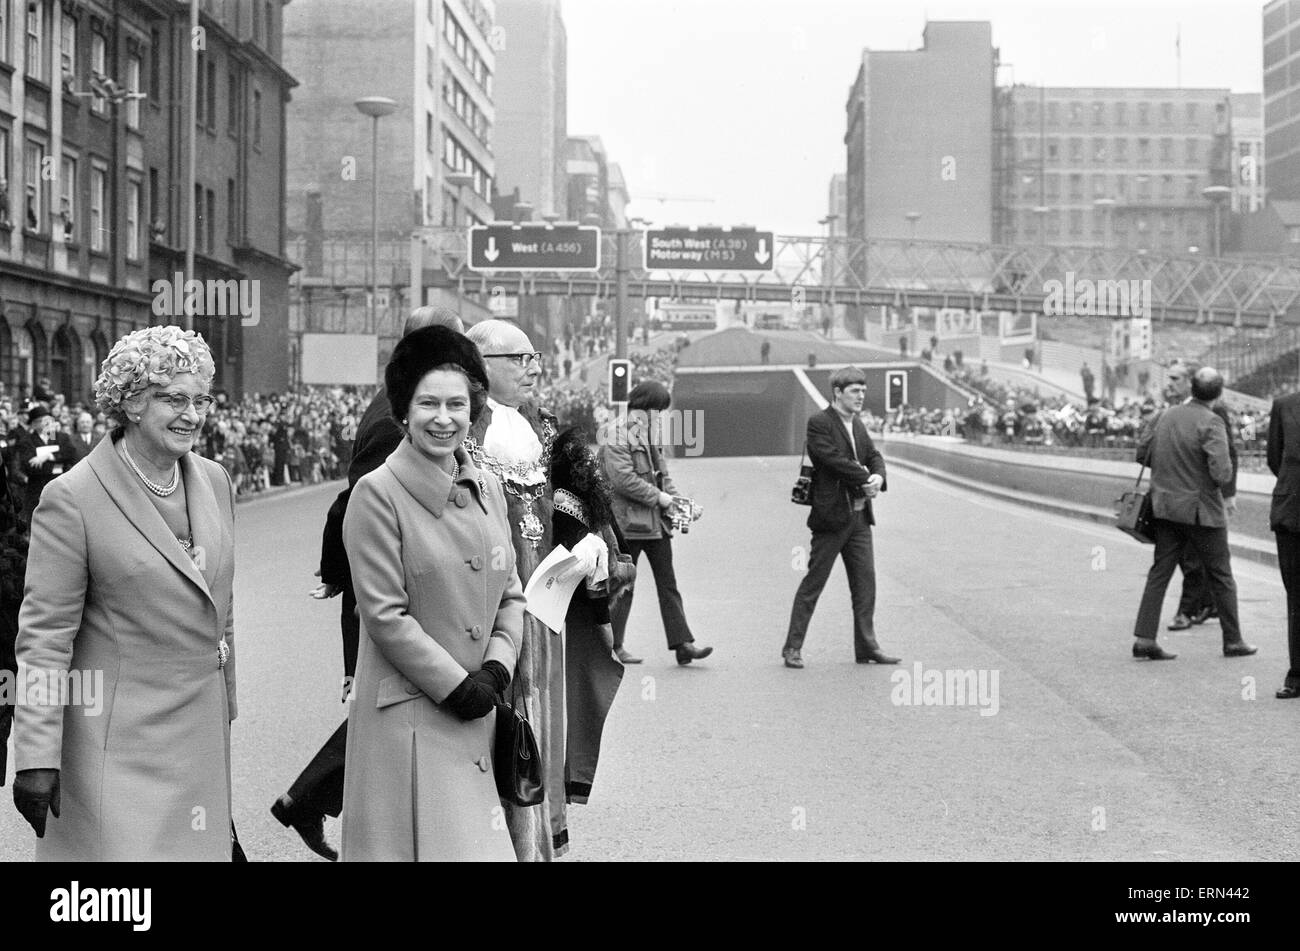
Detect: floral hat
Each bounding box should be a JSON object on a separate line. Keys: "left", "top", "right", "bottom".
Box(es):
{"left": 93, "top": 325, "right": 214, "bottom": 415}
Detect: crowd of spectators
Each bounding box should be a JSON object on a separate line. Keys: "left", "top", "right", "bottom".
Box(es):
{"left": 1, "top": 380, "right": 375, "bottom": 500}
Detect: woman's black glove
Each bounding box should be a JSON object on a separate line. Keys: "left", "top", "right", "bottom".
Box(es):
{"left": 475, "top": 660, "right": 511, "bottom": 695}
{"left": 13, "top": 768, "right": 60, "bottom": 838}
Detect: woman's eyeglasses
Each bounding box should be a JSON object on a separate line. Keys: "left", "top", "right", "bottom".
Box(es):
{"left": 484, "top": 351, "right": 543, "bottom": 366}
{"left": 154, "top": 392, "right": 217, "bottom": 414}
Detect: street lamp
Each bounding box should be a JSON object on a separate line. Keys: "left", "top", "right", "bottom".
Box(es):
{"left": 905, "top": 211, "right": 921, "bottom": 241}
{"left": 1202, "top": 184, "right": 1232, "bottom": 258}
{"left": 354, "top": 96, "right": 398, "bottom": 335}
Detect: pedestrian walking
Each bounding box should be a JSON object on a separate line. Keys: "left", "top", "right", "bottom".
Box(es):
{"left": 782, "top": 366, "right": 900, "bottom": 669}
{"left": 12, "top": 326, "right": 239, "bottom": 860}
{"left": 1268, "top": 390, "right": 1300, "bottom": 698}
{"left": 1130, "top": 368, "right": 1256, "bottom": 661}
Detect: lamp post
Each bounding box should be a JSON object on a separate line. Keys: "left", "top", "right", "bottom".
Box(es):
{"left": 183, "top": 0, "right": 199, "bottom": 331}
{"left": 905, "top": 210, "right": 921, "bottom": 241}
{"left": 354, "top": 97, "right": 397, "bottom": 335}
{"left": 1202, "top": 184, "right": 1232, "bottom": 258}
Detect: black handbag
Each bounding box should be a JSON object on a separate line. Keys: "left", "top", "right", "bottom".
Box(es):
{"left": 1115, "top": 466, "right": 1155, "bottom": 545}
{"left": 791, "top": 442, "right": 814, "bottom": 506}
{"left": 493, "top": 677, "right": 544, "bottom": 807}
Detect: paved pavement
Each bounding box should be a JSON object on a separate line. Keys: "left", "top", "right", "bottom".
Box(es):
{"left": 2, "top": 455, "right": 1296, "bottom": 861}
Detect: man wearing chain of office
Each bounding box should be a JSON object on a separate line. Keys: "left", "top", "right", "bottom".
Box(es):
{"left": 463, "top": 319, "right": 618, "bottom": 861}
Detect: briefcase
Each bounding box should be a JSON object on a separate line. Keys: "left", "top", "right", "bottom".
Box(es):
{"left": 1115, "top": 466, "right": 1155, "bottom": 544}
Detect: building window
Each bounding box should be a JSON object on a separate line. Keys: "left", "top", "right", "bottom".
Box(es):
{"left": 1289, "top": 226, "right": 1300, "bottom": 244}
{"left": 252, "top": 87, "right": 261, "bottom": 148}
{"left": 427, "top": 43, "right": 434, "bottom": 87}
{"left": 1045, "top": 174, "right": 1059, "bottom": 200}
{"left": 206, "top": 187, "right": 214, "bottom": 253}
{"left": 1185, "top": 174, "right": 1199, "bottom": 199}
{"left": 149, "top": 29, "right": 160, "bottom": 100}
{"left": 1185, "top": 138, "right": 1198, "bottom": 163}
{"left": 89, "top": 165, "right": 105, "bottom": 250}
{"left": 206, "top": 58, "right": 216, "bottom": 130}
{"left": 1136, "top": 175, "right": 1151, "bottom": 199}
{"left": 196, "top": 52, "right": 206, "bottom": 125}
{"left": 1069, "top": 210, "right": 1083, "bottom": 235}
{"left": 264, "top": 2, "right": 273, "bottom": 53}
{"left": 26, "top": 0, "right": 43, "bottom": 81}
{"left": 127, "top": 55, "right": 142, "bottom": 128}
{"left": 0, "top": 128, "right": 11, "bottom": 225}
{"left": 194, "top": 183, "right": 203, "bottom": 251}
{"left": 1068, "top": 102, "right": 1082, "bottom": 125}
{"left": 1114, "top": 101, "right": 1127, "bottom": 125}
{"left": 59, "top": 155, "right": 74, "bottom": 241}
{"left": 149, "top": 167, "right": 160, "bottom": 238}
{"left": 90, "top": 32, "right": 106, "bottom": 113}
{"left": 59, "top": 13, "right": 74, "bottom": 80}
{"left": 1160, "top": 102, "right": 1173, "bottom": 125}
{"left": 426, "top": 111, "right": 434, "bottom": 152}
{"left": 1093, "top": 138, "right": 1107, "bottom": 161}
{"left": 24, "top": 140, "right": 44, "bottom": 231}
{"left": 127, "top": 179, "right": 140, "bottom": 259}
{"left": 1046, "top": 138, "right": 1059, "bottom": 163}
{"left": 1137, "top": 102, "right": 1150, "bottom": 126}
{"left": 228, "top": 72, "right": 239, "bottom": 133}
{"left": 1068, "top": 137, "right": 1082, "bottom": 162}
{"left": 226, "top": 177, "right": 236, "bottom": 242}
{"left": 1091, "top": 101, "right": 1105, "bottom": 125}
{"left": 1068, "top": 174, "right": 1083, "bottom": 199}
{"left": 1186, "top": 102, "right": 1199, "bottom": 124}
{"left": 1160, "top": 174, "right": 1174, "bottom": 198}
{"left": 1137, "top": 137, "right": 1150, "bottom": 163}
{"left": 1159, "top": 137, "right": 1172, "bottom": 162}
{"left": 0, "top": 3, "right": 8, "bottom": 65}
{"left": 1114, "top": 137, "right": 1128, "bottom": 162}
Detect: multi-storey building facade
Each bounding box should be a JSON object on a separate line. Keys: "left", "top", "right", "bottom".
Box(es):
{"left": 1264, "top": 0, "right": 1300, "bottom": 202}
{"left": 994, "top": 85, "right": 1233, "bottom": 253}
{"left": 284, "top": 0, "right": 496, "bottom": 350}
{"left": 843, "top": 22, "right": 995, "bottom": 248}
{"left": 1231, "top": 92, "right": 1264, "bottom": 213}
{"left": 0, "top": 0, "right": 295, "bottom": 402}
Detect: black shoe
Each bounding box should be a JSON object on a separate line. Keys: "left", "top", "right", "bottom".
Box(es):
{"left": 1277, "top": 684, "right": 1300, "bottom": 699}
{"left": 782, "top": 647, "right": 804, "bottom": 669}
{"left": 1223, "top": 642, "right": 1258, "bottom": 658}
{"left": 271, "top": 795, "right": 338, "bottom": 862}
{"left": 1132, "top": 640, "right": 1177, "bottom": 660}
{"left": 856, "top": 651, "right": 901, "bottom": 664}
{"left": 1167, "top": 614, "right": 1193, "bottom": 631}
{"left": 675, "top": 642, "right": 713, "bottom": 665}
{"left": 614, "top": 647, "right": 643, "bottom": 665}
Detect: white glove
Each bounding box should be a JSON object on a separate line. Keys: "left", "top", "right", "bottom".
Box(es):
{"left": 567, "top": 532, "right": 608, "bottom": 581}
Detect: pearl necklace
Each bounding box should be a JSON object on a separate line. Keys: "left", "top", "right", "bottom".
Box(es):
{"left": 121, "top": 441, "right": 180, "bottom": 497}
{"left": 450, "top": 460, "right": 460, "bottom": 483}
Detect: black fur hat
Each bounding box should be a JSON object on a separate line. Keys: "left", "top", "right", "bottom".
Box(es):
{"left": 385, "top": 325, "right": 489, "bottom": 423}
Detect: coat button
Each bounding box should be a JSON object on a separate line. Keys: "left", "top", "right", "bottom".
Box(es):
{"left": 469, "top": 625, "right": 484, "bottom": 640}
{"left": 405, "top": 683, "right": 420, "bottom": 695}
{"left": 455, "top": 491, "right": 469, "bottom": 507}
{"left": 476, "top": 756, "right": 490, "bottom": 772}
{"left": 470, "top": 555, "right": 484, "bottom": 570}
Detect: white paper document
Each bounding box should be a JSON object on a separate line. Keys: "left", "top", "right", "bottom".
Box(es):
{"left": 523, "top": 544, "right": 582, "bottom": 633}
{"left": 34, "top": 445, "right": 58, "bottom": 463}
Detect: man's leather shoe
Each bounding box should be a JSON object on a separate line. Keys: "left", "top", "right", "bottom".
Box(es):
{"left": 675, "top": 642, "right": 713, "bottom": 665}
{"left": 1277, "top": 684, "right": 1300, "bottom": 699}
{"left": 1167, "top": 614, "right": 1193, "bottom": 631}
{"left": 614, "top": 647, "right": 643, "bottom": 664}
{"left": 1132, "top": 640, "right": 1177, "bottom": 660}
{"left": 1191, "top": 606, "right": 1216, "bottom": 625}
{"left": 856, "top": 651, "right": 901, "bottom": 664}
{"left": 1222, "top": 642, "right": 1258, "bottom": 657}
{"left": 271, "top": 795, "right": 338, "bottom": 862}
{"left": 782, "top": 648, "right": 804, "bottom": 669}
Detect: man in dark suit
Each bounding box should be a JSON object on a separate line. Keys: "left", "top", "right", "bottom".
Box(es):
{"left": 15, "top": 406, "right": 74, "bottom": 521}
{"left": 1268, "top": 392, "right": 1300, "bottom": 698}
{"left": 782, "top": 366, "right": 900, "bottom": 669}
{"left": 1131, "top": 367, "right": 1256, "bottom": 661}
{"left": 270, "top": 306, "right": 461, "bottom": 860}
{"left": 67, "top": 412, "right": 97, "bottom": 467}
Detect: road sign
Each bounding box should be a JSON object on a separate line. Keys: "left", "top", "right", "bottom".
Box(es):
{"left": 643, "top": 227, "right": 774, "bottom": 271}
{"left": 468, "top": 224, "right": 601, "bottom": 271}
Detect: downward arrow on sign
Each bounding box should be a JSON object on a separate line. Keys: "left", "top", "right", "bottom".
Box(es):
{"left": 485, "top": 236, "right": 500, "bottom": 262}
{"left": 754, "top": 239, "right": 770, "bottom": 264}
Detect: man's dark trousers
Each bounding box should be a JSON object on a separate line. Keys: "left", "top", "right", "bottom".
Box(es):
{"left": 784, "top": 511, "right": 880, "bottom": 659}
{"left": 1276, "top": 529, "right": 1300, "bottom": 687}
{"left": 1176, "top": 544, "right": 1215, "bottom": 618}
{"left": 610, "top": 536, "right": 693, "bottom": 650}
{"left": 1135, "top": 518, "right": 1241, "bottom": 644}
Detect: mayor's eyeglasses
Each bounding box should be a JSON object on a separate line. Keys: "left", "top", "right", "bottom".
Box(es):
{"left": 485, "top": 351, "right": 543, "bottom": 366}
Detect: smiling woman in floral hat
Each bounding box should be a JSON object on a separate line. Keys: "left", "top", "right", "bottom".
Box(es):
{"left": 11, "top": 324, "right": 241, "bottom": 861}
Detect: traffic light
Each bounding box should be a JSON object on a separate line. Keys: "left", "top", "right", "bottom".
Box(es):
{"left": 608, "top": 359, "right": 631, "bottom": 403}
{"left": 886, "top": 370, "right": 907, "bottom": 412}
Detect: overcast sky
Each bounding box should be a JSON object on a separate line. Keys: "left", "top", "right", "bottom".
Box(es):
{"left": 563, "top": 0, "right": 1264, "bottom": 236}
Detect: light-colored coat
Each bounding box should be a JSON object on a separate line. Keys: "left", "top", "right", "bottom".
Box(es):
{"left": 341, "top": 439, "right": 522, "bottom": 862}
{"left": 600, "top": 417, "right": 678, "bottom": 541}
{"left": 14, "top": 434, "right": 237, "bottom": 861}
{"left": 1137, "top": 400, "right": 1233, "bottom": 527}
